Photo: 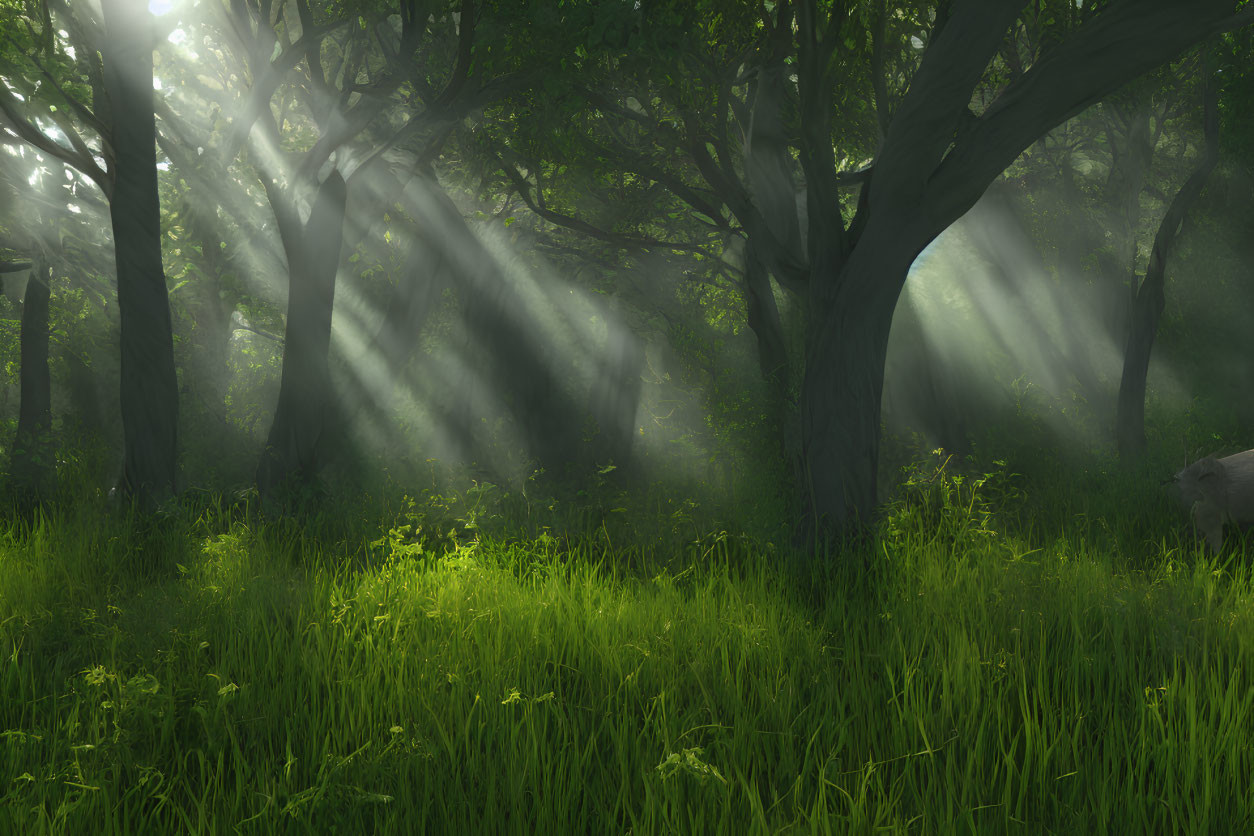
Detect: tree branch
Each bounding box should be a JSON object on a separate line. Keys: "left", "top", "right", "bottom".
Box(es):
{"left": 497, "top": 155, "right": 717, "bottom": 257}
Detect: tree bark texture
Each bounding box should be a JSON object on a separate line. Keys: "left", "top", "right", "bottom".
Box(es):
{"left": 1117, "top": 64, "right": 1219, "bottom": 460}
{"left": 9, "top": 256, "right": 54, "bottom": 498}
{"left": 257, "top": 170, "right": 347, "bottom": 494}
{"left": 101, "top": 0, "right": 180, "bottom": 505}
{"left": 799, "top": 221, "right": 920, "bottom": 541}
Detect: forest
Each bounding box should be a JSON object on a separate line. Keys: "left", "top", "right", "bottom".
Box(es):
{"left": 2, "top": 0, "right": 1254, "bottom": 832}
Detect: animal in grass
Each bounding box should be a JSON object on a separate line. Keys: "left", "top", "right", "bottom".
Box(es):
{"left": 1172, "top": 449, "right": 1254, "bottom": 553}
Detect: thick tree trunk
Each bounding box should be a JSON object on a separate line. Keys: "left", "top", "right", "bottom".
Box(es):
{"left": 101, "top": 0, "right": 179, "bottom": 505}
{"left": 799, "top": 321, "right": 884, "bottom": 542}
{"left": 799, "top": 222, "right": 919, "bottom": 541}
{"left": 1117, "top": 67, "right": 1218, "bottom": 460}
{"left": 785, "top": 0, "right": 1246, "bottom": 552}
{"left": 257, "top": 170, "right": 347, "bottom": 494}
{"left": 9, "top": 257, "right": 54, "bottom": 498}
{"left": 743, "top": 242, "right": 805, "bottom": 495}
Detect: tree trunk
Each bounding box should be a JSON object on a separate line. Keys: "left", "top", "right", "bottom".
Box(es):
{"left": 101, "top": 0, "right": 179, "bottom": 505}
{"left": 257, "top": 170, "right": 347, "bottom": 494}
{"left": 1117, "top": 64, "right": 1219, "bottom": 460}
{"left": 799, "top": 221, "right": 920, "bottom": 540}
{"left": 786, "top": 0, "right": 1246, "bottom": 550}
{"left": 744, "top": 241, "right": 805, "bottom": 496}
{"left": 742, "top": 51, "right": 806, "bottom": 489}
{"left": 9, "top": 256, "right": 54, "bottom": 499}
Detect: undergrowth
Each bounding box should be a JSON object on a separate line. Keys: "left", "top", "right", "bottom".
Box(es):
{"left": 0, "top": 452, "right": 1251, "bottom": 834}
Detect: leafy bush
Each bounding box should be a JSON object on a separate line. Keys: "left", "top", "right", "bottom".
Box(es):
{"left": 881, "top": 449, "right": 1025, "bottom": 553}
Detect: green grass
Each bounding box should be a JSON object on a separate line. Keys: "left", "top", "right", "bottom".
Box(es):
{"left": 1, "top": 459, "right": 1253, "bottom": 834}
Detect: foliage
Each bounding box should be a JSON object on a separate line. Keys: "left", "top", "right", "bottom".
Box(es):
{"left": 881, "top": 450, "right": 1025, "bottom": 555}
{"left": 2, "top": 453, "right": 1254, "bottom": 832}
{"left": 0, "top": 3, "right": 1253, "bottom": 828}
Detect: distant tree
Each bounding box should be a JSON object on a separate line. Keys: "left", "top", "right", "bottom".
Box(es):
{"left": 1116, "top": 53, "right": 1220, "bottom": 460}
{"left": 0, "top": 161, "right": 49, "bottom": 503}
{"left": 11, "top": 254, "right": 53, "bottom": 500}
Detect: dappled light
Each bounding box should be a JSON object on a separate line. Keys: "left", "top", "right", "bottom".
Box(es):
{"left": 1, "top": 0, "right": 1254, "bottom": 832}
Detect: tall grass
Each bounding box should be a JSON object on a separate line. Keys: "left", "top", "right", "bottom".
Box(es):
{"left": 0, "top": 454, "right": 1252, "bottom": 834}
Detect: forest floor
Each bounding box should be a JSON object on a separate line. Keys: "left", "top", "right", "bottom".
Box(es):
{"left": 1, "top": 455, "right": 1251, "bottom": 834}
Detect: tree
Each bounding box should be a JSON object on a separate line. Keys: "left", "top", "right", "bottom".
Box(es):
{"left": 0, "top": 0, "right": 180, "bottom": 505}
{"left": 11, "top": 254, "right": 53, "bottom": 500}
{"left": 477, "top": 0, "right": 1252, "bottom": 545}
{"left": 471, "top": 0, "right": 888, "bottom": 493}
{"left": 162, "top": 0, "right": 542, "bottom": 495}
{"left": 790, "top": 0, "right": 1253, "bottom": 545}
{"left": 100, "top": 0, "right": 179, "bottom": 501}
{"left": 0, "top": 167, "right": 55, "bottom": 502}
{"left": 1115, "top": 55, "right": 1220, "bottom": 460}
{"left": 0, "top": 153, "right": 52, "bottom": 500}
